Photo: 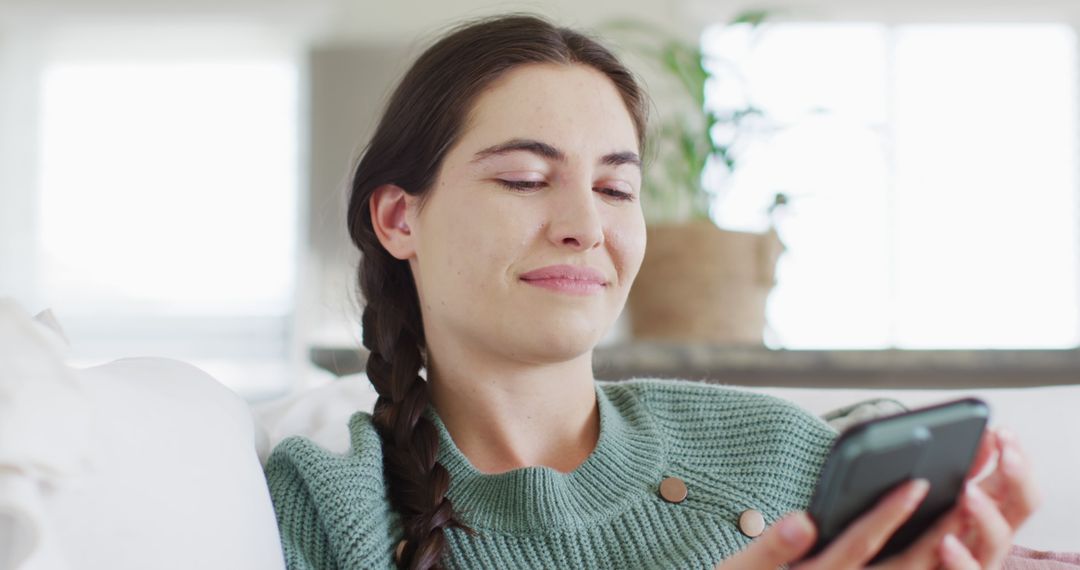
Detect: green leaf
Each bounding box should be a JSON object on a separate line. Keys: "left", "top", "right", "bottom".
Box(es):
{"left": 601, "top": 12, "right": 779, "bottom": 225}
{"left": 730, "top": 9, "right": 770, "bottom": 27}
{"left": 717, "top": 147, "right": 735, "bottom": 171}
{"left": 732, "top": 106, "right": 765, "bottom": 122}
{"left": 662, "top": 42, "right": 708, "bottom": 109}
{"left": 599, "top": 18, "right": 681, "bottom": 45}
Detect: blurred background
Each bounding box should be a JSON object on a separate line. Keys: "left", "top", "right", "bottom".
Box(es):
{"left": 2, "top": 0, "right": 1078, "bottom": 400}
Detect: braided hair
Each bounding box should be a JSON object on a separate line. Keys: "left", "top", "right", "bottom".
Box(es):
{"left": 344, "top": 13, "right": 649, "bottom": 569}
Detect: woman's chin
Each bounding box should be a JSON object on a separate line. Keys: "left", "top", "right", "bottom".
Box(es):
{"left": 512, "top": 325, "right": 608, "bottom": 363}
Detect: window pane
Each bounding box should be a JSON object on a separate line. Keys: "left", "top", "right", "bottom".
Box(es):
{"left": 703, "top": 23, "right": 894, "bottom": 348}
{"left": 892, "top": 25, "right": 1078, "bottom": 348}
{"left": 701, "top": 22, "right": 1079, "bottom": 349}
{"left": 39, "top": 61, "right": 299, "bottom": 317}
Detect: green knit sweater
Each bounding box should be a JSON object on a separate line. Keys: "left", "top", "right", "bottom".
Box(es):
{"left": 263, "top": 378, "right": 838, "bottom": 569}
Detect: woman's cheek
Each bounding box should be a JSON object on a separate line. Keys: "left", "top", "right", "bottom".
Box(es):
{"left": 606, "top": 217, "right": 646, "bottom": 285}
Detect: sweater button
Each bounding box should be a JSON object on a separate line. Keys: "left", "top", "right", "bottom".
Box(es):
{"left": 739, "top": 509, "right": 766, "bottom": 537}
{"left": 658, "top": 476, "right": 688, "bottom": 503}
{"left": 395, "top": 539, "right": 406, "bottom": 563}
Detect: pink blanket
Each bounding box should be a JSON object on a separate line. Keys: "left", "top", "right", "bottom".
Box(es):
{"left": 1006, "top": 545, "right": 1080, "bottom": 569}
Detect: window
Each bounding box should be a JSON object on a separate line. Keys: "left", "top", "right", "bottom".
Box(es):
{"left": 702, "top": 23, "right": 1079, "bottom": 349}
{"left": 29, "top": 27, "right": 301, "bottom": 397}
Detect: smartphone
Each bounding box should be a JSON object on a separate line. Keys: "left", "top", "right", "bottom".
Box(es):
{"left": 802, "top": 397, "right": 989, "bottom": 564}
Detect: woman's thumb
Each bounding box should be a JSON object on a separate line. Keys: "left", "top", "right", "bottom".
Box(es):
{"left": 715, "top": 512, "right": 817, "bottom": 570}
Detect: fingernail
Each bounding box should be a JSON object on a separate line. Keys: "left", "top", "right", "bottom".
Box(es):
{"left": 779, "top": 513, "right": 813, "bottom": 546}
{"left": 943, "top": 533, "right": 964, "bottom": 554}
{"left": 1002, "top": 446, "right": 1023, "bottom": 475}
{"left": 906, "top": 479, "right": 930, "bottom": 508}
{"left": 964, "top": 482, "right": 989, "bottom": 508}
{"left": 998, "top": 427, "right": 1016, "bottom": 443}
{"left": 902, "top": 479, "right": 928, "bottom": 509}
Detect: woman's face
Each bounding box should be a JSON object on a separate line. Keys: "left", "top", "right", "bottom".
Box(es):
{"left": 404, "top": 63, "right": 646, "bottom": 365}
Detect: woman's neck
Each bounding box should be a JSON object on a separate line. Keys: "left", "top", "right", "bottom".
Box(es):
{"left": 426, "top": 353, "right": 600, "bottom": 475}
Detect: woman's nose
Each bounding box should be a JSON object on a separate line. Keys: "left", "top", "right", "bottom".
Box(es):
{"left": 547, "top": 183, "right": 605, "bottom": 250}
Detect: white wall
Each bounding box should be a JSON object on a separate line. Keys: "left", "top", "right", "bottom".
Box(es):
{"left": 299, "top": 44, "right": 412, "bottom": 362}
{"left": 0, "top": 28, "right": 43, "bottom": 309}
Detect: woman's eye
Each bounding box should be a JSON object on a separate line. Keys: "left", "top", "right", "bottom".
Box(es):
{"left": 595, "top": 187, "right": 636, "bottom": 202}
{"left": 497, "top": 179, "right": 635, "bottom": 202}
{"left": 497, "top": 179, "right": 546, "bottom": 191}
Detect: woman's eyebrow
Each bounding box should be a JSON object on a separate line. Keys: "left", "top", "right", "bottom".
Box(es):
{"left": 600, "top": 151, "right": 642, "bottom": 169}
{"left": 472, "top": 138, "right": 564, "bottom": 162}
{"left": 471, "top": 138, "right": 641, "bottom": 169}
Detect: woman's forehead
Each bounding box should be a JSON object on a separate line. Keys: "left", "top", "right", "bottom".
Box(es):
{"left": 455, "top": 63, "right": 640, "bottom": 162}
{"left": 469, "top": 138, "right": 641, "bottom": 172}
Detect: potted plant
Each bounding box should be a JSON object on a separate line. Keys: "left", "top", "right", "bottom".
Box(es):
{"left": 602, "top": 11, "right": 790, "bottom": 345}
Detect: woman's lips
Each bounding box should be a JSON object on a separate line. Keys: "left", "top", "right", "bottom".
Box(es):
{"left": 521, "top": 277, "right": 606, "bottom": 296}
{"left": 519, "top": 264, "right": 607, "bottom": 296}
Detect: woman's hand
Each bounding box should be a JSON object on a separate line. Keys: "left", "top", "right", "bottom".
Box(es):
{"left": 714, "top": 426, "right": 1042, "bottom": 570}
{"left": 940, "top": 426, "right": 1042, "bottom": 568}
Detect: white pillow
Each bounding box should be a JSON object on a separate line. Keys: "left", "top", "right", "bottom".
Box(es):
{"left": 251, "top": 373, "right": 379, "bottom": 465}
{"left": 0, "top": 299, "right": 286, "bottom": 570}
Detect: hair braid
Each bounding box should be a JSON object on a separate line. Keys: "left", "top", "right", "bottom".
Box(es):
{"left": 359, "top": 255, "right": 476, "bottom": 569}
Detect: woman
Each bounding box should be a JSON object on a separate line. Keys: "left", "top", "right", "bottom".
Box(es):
{"left": 263, "top": 14, "right": 1040, "bottom": 570}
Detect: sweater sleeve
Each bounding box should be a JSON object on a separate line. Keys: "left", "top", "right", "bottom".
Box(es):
{"left": 264, "top": 437, "right": 340, "bottom": 570}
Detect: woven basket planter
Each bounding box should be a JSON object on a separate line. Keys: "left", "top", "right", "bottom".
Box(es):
{"left": 627, "top": 219, "right": 785, "bottom": 345}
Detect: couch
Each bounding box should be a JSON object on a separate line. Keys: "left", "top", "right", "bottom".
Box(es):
{"left": 2, "top": 299, "right": 1077, "bottom": 569}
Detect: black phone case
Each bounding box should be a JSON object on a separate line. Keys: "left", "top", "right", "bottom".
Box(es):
{"left": 803, "top": 397, "right": 989, "bottom": 563}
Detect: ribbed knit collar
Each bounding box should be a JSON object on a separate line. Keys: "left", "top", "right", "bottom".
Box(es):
{"left": 421, "top": 382, "right": 666, "bottom": 534}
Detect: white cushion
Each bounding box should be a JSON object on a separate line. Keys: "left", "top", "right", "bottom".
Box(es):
{"left": 250, "top": 373, "right": 378, "bottom": 466}
{"left": 0, "top": 299, "right": 286, "bottom": 570}
{"left": 0, "top": 299, "right": 91, "bottom": 570}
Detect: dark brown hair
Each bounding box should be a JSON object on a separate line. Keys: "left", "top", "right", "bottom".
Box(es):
{"left": 345, "top": 13, "right": 649, "bottom": 569}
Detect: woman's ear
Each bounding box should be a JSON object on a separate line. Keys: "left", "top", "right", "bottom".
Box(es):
{"left": 370, "top": 184, "right": 416, "bottom": 260}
